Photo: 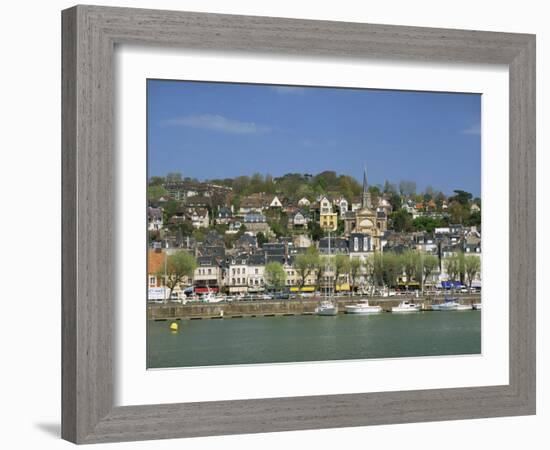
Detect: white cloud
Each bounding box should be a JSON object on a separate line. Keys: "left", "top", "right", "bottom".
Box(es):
{"left": 462, "top": 123, "right": 481, "bottom": 135}
{"left": 162, "top": 114, "right": 271, "bottom": 134}
{"left": 271, "top": 86, "right": 306, "bottom": 95}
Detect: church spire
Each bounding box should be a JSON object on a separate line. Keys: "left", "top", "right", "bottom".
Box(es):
{"left": 361, "top": 165, "right": 371, "bottom": 209}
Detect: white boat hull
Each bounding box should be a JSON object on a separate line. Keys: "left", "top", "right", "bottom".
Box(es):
{"left": 432, "top": 303, "right": 458, "bottom": 311}
{"left": 391, "top": 306, "right": 420, "bottom": 312}
{"left": 473, "top": 303, "right": 482, "bottom": 310}
{"left": 455, "top": 304, "right": 472, "bottom": 311}
{"left": 345, "top": 304, "right": 382, "bottom": 314}
{"left": 315, "top": 306, "right": 338, "bottom": 316}
{"left": 391, "top": 301, "right": 421, "bottom": 313}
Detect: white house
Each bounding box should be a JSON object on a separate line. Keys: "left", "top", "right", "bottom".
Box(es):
{"left": 147, "top": 207, "right": 163, "bottom": 231}
{"left": 268, "top": 195, "right": 283, "bottom": 208}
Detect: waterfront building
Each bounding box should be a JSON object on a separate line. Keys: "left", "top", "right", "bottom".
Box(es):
{"left": 227, "top": 253, "right": 249, "bottom": 294}
{"left": 247, "top": 253, "right": 266, "bottom": 292}
{"left": 194, "top": 255, "right": 223, "bottom": 294}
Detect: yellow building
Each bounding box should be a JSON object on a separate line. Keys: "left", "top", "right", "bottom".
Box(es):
{"left": 319, "top": 196, "right": 338, "bottom": 231}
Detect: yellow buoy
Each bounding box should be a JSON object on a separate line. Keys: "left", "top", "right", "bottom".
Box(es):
{"left": 169, "top": 322, "right": 179, "bottom": 332}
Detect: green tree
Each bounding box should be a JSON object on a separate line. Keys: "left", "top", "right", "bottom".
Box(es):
{"left": 364, "top": 255, "right": 375, "bottom": 287}
{"left": 449, "top": 203, "right": 469, "bottom": 224}
{"left": 162, "top": 200, "right": 179, "bottom": 224}
{"left": 464, "top": 255, "right": 481, "bottom": 289}
{"left": 389, "top": 193, "right": 402, "bottom": 210}
{"left": 264, "top": 262, "right": 287, "bottom": 291}
{"left": 412, "top": 216, "right": 444, "bottom": 233}
{"left": 293, "top": 246, "right": 319, "bottom": 290}
{"left": 373, "top": 252, "right": 385, "bottom": 287}
{"left": 399, "top": 180, "right": 417, "bottom": 197}
{"left": 148, "top": 176, "right": 165, "bottom": 186}
{"left": 157, "top": 251, "right": 197, "bottom": 299}
{"left": 467, "top": 210, "right": 481, "bottom": 227}
{"left": 389, "top": 209, "right": 413, "bottom": 232}
{"left": 450, "top": 189, "right": 473, "bottom": 206}
{"left": 401, "top": 251, "right": 420, "bottom": 290}
{"left": 445, "top": 253, "right": 465, "bottom": 289}
{"left": 268, "top": 220, "right": 286, "bottom": 238}
{"left": 166, "top": 172, "right": 183, "bottom": 182}
{"left": 383, "top": 180, "right": 398, "bottom": 195}
{"left": 349, "top": 258, "right": 363, "bottom": 293}
{"left": 421, "top": 254, "right": 439, "bottom": 291}
{"left": 308, "top": 220, "right": 323, "bottom": 241}
{"left": 382, "top": 252, "right": 403, "bottom": 288}
{"left": 331, "top": 254, "right": 350, "bottom": 292}
{"left": 256, "top": 231, "right": 268, "bottom": 247}
{"left": 313, "top": 256, "right": 327, "bottom": 291}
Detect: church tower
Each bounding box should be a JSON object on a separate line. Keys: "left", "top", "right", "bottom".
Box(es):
{"left": 361, "top": 166, "right": 372, "bottom": 209}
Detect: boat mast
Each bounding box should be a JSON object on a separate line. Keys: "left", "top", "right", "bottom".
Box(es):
{"left": 328, "top": 229, "right": 331, "bottom": 298}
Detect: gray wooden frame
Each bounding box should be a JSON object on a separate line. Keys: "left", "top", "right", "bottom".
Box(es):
{"left": 62, "top": 4, "right": 536, "bottom": 444}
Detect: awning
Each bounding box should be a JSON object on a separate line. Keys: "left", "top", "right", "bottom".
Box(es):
{"left": 195, "top": 287, "right": 219, "bottom": 294}
{"left": 440, "top": 281, "right": 464, "bottom": 289}
{"left": 290, "top": 286, "right": 315, "bottom": 292}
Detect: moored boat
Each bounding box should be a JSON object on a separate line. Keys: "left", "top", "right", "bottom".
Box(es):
{"left": 473, "top": 303, "right": 482, "bottom": 310}
{"left": 455, "top": 303, "right": 473, "bottom": 311}
{"left": 431, "top": 296, "right": 459, "bottom": 311}
{"left": 315, "top": 300, "right": 339, "bottom": 316}
{"left": 391, "top": 300, "right": 421, "bottom": 313}
{"left": 345, "top": 300, "right": 382, "bottom": 314}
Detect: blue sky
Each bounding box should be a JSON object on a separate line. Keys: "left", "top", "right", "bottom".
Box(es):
{"left": 147, "top": 80, "right": 481, "bottom": 196}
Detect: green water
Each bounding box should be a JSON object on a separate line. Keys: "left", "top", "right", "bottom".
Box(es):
{"left": 147, "top": 311, "right": 481, "bottom": 368}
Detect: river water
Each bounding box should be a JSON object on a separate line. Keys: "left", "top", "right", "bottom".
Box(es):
{"left": 147, "top": 310, "right": 481, "bottom": 368}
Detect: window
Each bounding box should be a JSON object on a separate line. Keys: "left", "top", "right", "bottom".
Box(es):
{"left": 149, "top": 276, "right": 156, "bottom": 286}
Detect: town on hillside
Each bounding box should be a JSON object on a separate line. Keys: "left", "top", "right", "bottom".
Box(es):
{"left": 147, "top": 168, "right": 482, "bottom": 301}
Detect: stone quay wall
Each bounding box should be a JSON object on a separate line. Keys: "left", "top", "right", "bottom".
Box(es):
{"left": 148, "top": 295, "right": 481, "bottom": 320}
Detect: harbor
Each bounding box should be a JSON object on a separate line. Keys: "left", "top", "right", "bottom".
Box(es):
{"left": 148, "top": 294, "right": 481, "bottom": 320}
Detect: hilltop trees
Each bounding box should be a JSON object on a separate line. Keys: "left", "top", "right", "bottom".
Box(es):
{"left": 389, "top": 209, "right": 413, "bottom": 232}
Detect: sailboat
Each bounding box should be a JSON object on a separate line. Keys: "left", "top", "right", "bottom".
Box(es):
{"left": 315, "top": 230, "right": 338, "bottom": 316}
{"left": 431, "top": 294, "right": 459, "bottom": 311}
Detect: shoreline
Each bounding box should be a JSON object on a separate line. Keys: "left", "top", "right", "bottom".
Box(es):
{"left": 148, "top": 294, "right": 481, "bottom": 320}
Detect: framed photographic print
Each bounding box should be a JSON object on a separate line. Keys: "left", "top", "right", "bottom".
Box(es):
{"left": 62, "top": 5, "right": 536, "bottom": 444}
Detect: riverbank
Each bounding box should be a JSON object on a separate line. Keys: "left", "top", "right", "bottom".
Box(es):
{"left": 147, "top": 294, "right": 481, "bottom": 320}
